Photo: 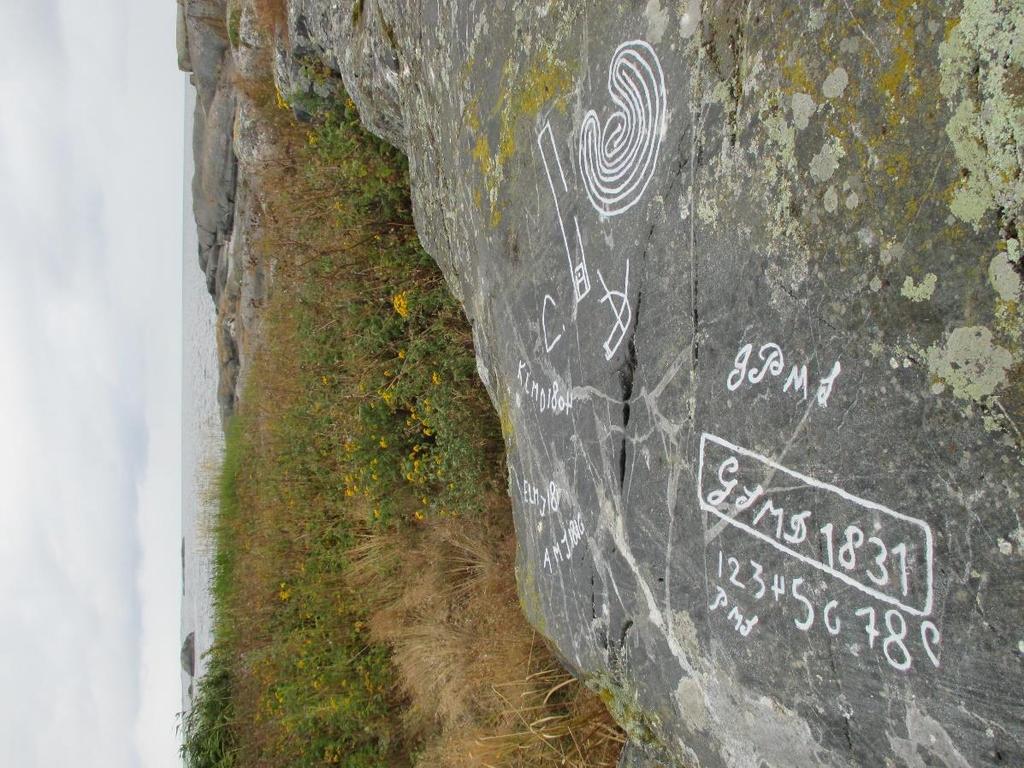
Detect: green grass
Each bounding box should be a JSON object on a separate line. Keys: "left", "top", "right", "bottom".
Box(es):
{"left": 180, "top": 655, "right": 237, "bottom": 768}
{"left": 182, "top": 42, "right": 622, "bottom": 768}
{"left": 179, "top": 80, "right": 499, "bottom": 767}
{"left": 227, "top": 6, "right": 242, "bottom": 49}
{"left": 212, "top": 416, "right": 242, "bottom": 626}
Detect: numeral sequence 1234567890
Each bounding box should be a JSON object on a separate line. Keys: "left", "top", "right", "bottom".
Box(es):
{"left": 711, "top": 547, "right": 941, "bottom": 672}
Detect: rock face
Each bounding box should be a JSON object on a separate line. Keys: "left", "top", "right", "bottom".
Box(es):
{"left": 179, "top": 0, "right": 269, "bottom": 423}
{"left": 279, "top": 2, "right": 1023, "bottom": 766}
{"left": 181, "top": 631, "right": 196, "bottom": 678}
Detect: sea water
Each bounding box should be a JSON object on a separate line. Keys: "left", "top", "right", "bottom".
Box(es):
{"left": 180, "top": 81, "right": 219, "bottom": 713}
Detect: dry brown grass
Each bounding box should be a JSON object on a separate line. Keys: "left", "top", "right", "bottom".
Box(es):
{"left": 250, "top": 0, "right": 288, "bottom": 33}
{"left": 347, "top": 506, "right": 625, "bottom": 766}
{"left": 220, "top": 274, "right": 624, "bottom": 766}
{"left": 195, "top": 18, "right": 625, "bottom": 767}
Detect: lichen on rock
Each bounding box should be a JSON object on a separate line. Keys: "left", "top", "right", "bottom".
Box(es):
{"left": 901, "top": 272, "right": 938, "bottom": 302}
{"left": 188, "top": 2, "right": 1024, "bottom": 766}
{"left": 926, "top": 324, "right": 1013, "bottom": 401}
{"left": 938, "top": 0, "right": 1024, "bottom": 233}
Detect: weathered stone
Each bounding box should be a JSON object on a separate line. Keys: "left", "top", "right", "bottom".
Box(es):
{"left": 282, "top": 1, "right": 1024, "bottom": 766}
{"left": 233, "top": 0, "right": 273, "bottom": 82}
{"left": 181, "top": 631, "right": 196, "bottom": 677}
{"left": 192, "top": 54, "right": 238, "bottom": 301}
{"left": 273, "top": 2, "right": 357, "bottom": 123}
{"left": 181, "top": 0, "right": 267, "bottom": 425}
{"left": 179, "top": 0, "right": 231, "bottom": 110}
{"left": 183, "top": 0, "right": 1024, "bottom": 761}
{"left": 283, "top": 0, "right": 405, "bottom": 145}
{"left": 216, "top": 176, "right": 267, "bottom": 422}
{"left": 176, "top": 0, "right": 192, "bottom": 72}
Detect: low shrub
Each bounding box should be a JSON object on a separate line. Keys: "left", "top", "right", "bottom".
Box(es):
{"left": 183, "top": 44, "right": 623, "bottom": 768}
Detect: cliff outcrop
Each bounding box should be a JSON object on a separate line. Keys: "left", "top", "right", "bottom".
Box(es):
{"left": 179, "top": 0, "right": 269, "bottom": 422}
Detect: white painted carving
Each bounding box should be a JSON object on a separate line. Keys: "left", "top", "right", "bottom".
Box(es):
{"left": 538, "top": 121, "right": 591, "bottom": 302}
{"left": 698, "top": 433, "right": 935, "bottom": 617}
{"left": 711, "top": 545, "right": 942, "bottom": 671}
{"left": 543, "top": 512, "right": 586, "bottom": 573}
{"left": 579, "top": 40, "right": 667, "bottom": 216}
{"left": 597, "top": 258, "right": 632, "bottom": 360}
{"left": 517, "top": 359, "right": 572, "bottom": 416}
{"left": 701, "top": 433, "right": 943, "bottom": 673}
{"left": 542, "top": 294, "right": 564, "bottom": 352}
{"left": 515, "top": 469, "right": 563, "bottom": 518}
{"left": 727, "top": 341, "right": 841, "bottom": 407}
{"left": 816, "top": 360, "right": 842, "bottom": 407}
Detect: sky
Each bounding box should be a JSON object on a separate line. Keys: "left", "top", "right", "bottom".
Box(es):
{"left": 0, "top": 2, "right": 185, "bottom": 766}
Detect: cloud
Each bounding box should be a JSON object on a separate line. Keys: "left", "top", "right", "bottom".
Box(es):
{"left": 0, "top": 233, "right": 146, "bottom": 767}
{"left": 0, "top": 1, "right": 183, "bottom": 766}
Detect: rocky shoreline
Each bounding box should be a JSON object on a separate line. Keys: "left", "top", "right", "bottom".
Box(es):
{"left": 178, "top": 0, "right": 270, "bottom": 424}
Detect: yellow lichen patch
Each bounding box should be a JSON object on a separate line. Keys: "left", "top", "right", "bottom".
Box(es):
{"left": 471, "top": 133, "right": 492, "bottom": 177}
{"left": 880, "top": 45, "right": 913, "bottom": 103}
{"left": 474, "top": 50, "right": 574, "bottom": 228}
{"left": 464, "top": 97, "right": 481, "bottom": 133}
{"left": 878, "top": 0, "right": 922, "bottom": 103}
{"left": 809, "top": 2, "right": 943, "bottom": 226}
{"left": 471, "top": 133, "right": 497, "bottom": 223}
{"left": 494, "top": 51, "right": 573, "bottom": 171}
{"left": 497, "top": 391, "right": 515, "bottom": 447}
{"left": 780, "top": 57, "right": 817, "bottom": 97}
{"left": 880, "top": 149, "right": 910, "bottom": 184}
{"left": 511, "top": 53, "right": 573, "bottom": 121}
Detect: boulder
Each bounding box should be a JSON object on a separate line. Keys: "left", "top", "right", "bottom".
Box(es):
{"left": 284, "top": 0, "right": 405, "bottom": 145}
{"left": 181, "top": 631, "right": 196, "bottom": 678}
{"left": 180, "top": 0, "right": 268, "bottom": 426}
{"left": 284, "top": 1, "right": 1024, "bottom": 766}
{"left": 273, "top": 3, "right": 348, "bottom": 123}
{"left": 180, "top": 0, "right": 253, "bottom": 427}
{"left": 192, "top": 55, "right": 239, "bottom": 303}
{"left": 179, "top": 0, "right": 231, "bottom": 110}
{"left": 214, "top": 176, "right": 266, "bottom": 423}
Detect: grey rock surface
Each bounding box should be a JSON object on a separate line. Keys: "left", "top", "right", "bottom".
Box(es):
{"left": 193, "top": 55, "right": 238, "bottom": 300}
{"left": 281, "top": 1, "right": 1024, "bottom": 766}
{"left": 181, "top": 631, "right": 196, "bottom": 677}
{"left": 179, "top": 0, "right": 231, "bottom": 110}
{"left": 180, "top": 0, "right": 268, "bottom": 424}
{"left": 176, "top": 0, "right": 192, "bottom": 72}
{"left": 216, "top": 175, "right": 267, "bottom": 419}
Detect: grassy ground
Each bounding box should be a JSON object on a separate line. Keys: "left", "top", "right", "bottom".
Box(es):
{"left": 180, "top": 30, "right": 623, "bottom": 768}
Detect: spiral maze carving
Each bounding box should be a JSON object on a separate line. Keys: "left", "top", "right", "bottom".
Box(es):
{"left": 579, "top": 40, "right": 667, "bottom": 217}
